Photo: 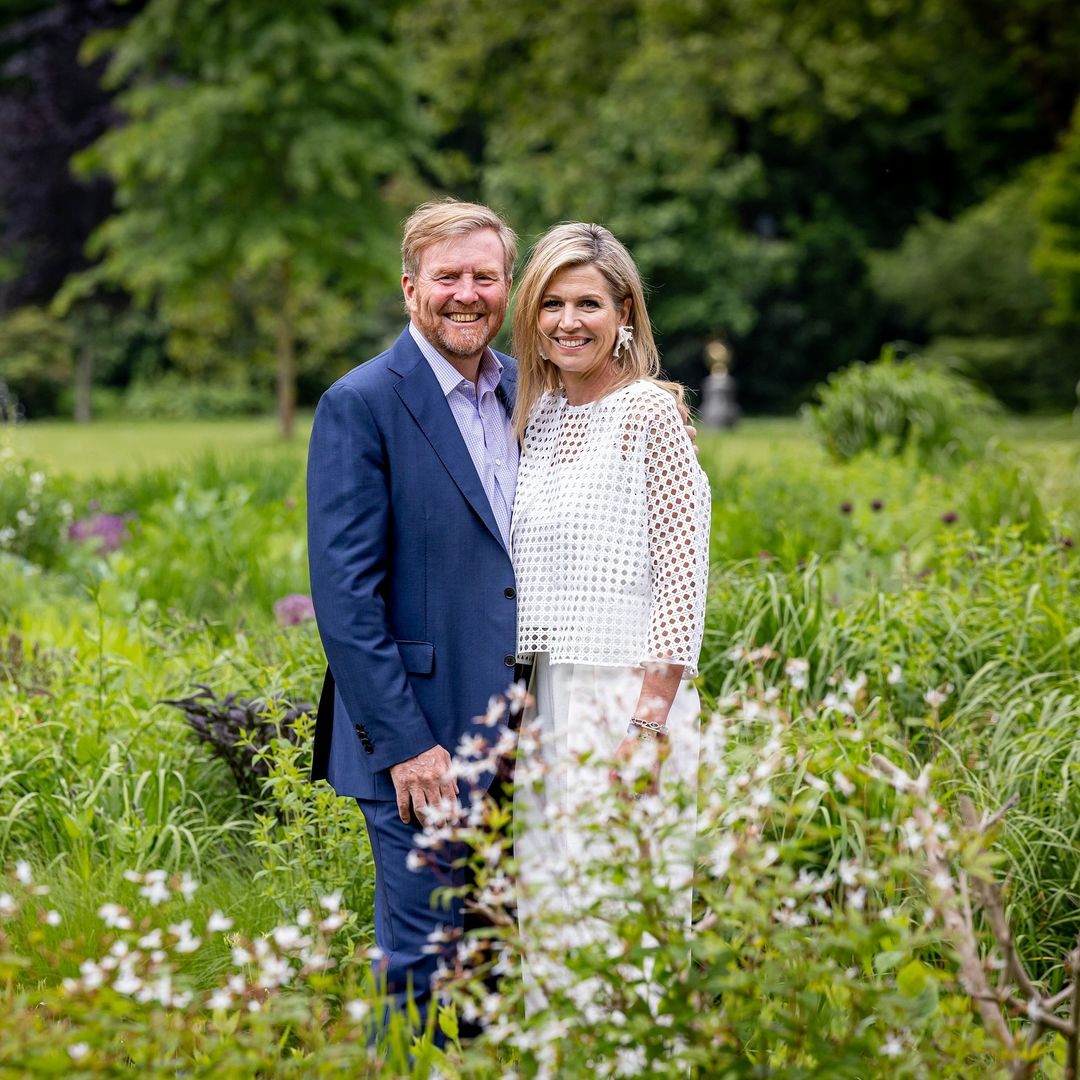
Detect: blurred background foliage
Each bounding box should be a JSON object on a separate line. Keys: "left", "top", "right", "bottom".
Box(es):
{"left": 0, "top": 0, "right": 1078, "bottom": 429}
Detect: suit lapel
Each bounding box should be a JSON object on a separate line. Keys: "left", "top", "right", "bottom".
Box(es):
{"left": 495, "top": 355, "right": 517, "bottom": 416}
{"left": 390, "top": 330, "right": 508, "bottom": 552}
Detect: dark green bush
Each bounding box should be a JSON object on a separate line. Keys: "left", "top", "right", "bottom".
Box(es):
{"left": 803, "top": 349, "right": 1000, "bottom": 464}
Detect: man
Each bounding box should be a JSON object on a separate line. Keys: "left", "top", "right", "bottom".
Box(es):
{"left": 306, "top": 199, "right": 520, "bottom": 1019}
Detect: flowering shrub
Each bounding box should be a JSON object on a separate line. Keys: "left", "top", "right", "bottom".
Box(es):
{"left": 0, "top": 863, "right": 446, "bottom": 1077}
{"left": 0, "top": 448, "right": 73, "bottom": 567}
{"left": 417, "top": 663, "right": 1080, "bottom": 1077}
{"left": 2, "top": 656, "right": 1077, "bottom": 1075}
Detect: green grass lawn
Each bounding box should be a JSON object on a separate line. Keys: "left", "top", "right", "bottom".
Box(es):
{"left": 4, "top": 414, "right": 313, "bottom": 478}
{"left": 4, "top": 411, "right": 1077, "bottom": 479}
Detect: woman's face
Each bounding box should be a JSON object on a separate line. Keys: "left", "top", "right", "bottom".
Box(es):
{"left": 537, "top": 264, "right": 631, "bottom": 388}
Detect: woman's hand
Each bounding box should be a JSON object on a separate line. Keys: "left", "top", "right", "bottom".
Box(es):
{"left": 610, "top": 732, "right": 667, "bottom": 798}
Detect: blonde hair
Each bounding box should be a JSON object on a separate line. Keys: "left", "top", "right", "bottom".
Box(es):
{"left": 512, "top": 222, "right": 680, "bottom": 438}
{"left": 401, "top": 198, "right": 517, "bottom": 281}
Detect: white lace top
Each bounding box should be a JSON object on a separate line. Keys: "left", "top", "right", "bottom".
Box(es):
{"left": 512, "top": 380, "right": 711, "bottom": 676}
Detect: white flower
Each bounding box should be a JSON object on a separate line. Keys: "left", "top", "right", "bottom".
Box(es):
{"left": 138, "top": 929, "right": 163, "bottom": 950}
{"left": 79, "top": 960, "right": 105, "bottom": 990}
{"left": 272, "top": 925, "right": 304, "bottom": 951}
{"left": 15, "top": 509, "right": 35, "bottom": 528}
{"left": 178, "top": 873, "right": 198, "bottom": 901}
{"left": 931, "top": 870, "right": 954, "bottom": 892}
{"left": 0, "top": 893, "right": 17, "bottom": 917}
{"left": 45, "top": 910, "right": 61, "bottom": 926}
{"left": 139, "top": 879, "right": 170, "bottom": 907}
{"left": 257, "top": 955, "right": 293, "bottom": 989}
{"left": 68, "top": 1043, "right": 90, "bottom": 1061}
{"left": 838, "top": 860, "right": 859, "bottom": 886}
{"left": 886, "top": 664, "right": 903, "bottom": 685}
{"left": 207, "top": 911, "right": 233, "bottom": 932}
{"left": 14, "top": 861, "right": 32, "bottom": 886}
{"left": 169, "top": 919, "right": 201, "bottom": 953}
{"left": 319, "top": 912, "right": 347, "bottom": 933}
{"left": 880, "top": 1035, "right": 904, "bottom": 1057}
{"left": 0, "top": 527, "right": 15, "bottom": 546}
{"left": 113, "top": 970, "right": 143, "bottom": 996}
{"left": 784, "top": 657, "right": 809, "bottom": 689}
{"left": 318, "top": 892, "right": 343, "bottom": 912}
{"left": 123, "top": 869, "right": 143, "bottom": 883}
{"left": 924, "top": 685, "right": 952, "bottom": 709}
{"left": 207, "top": 988, "right": 234, "bottom": 1010}
{"left": 231, "top": 946, "right": 252, "bottom": 966}
{"left": 97, "top": 903, "right": 132, "bottom": 930}
{"left": 841, "top": 672, "right": 867, "bottom": 698}
{"left": 345, "top": 999, "right": 370, "bottom": 1021}
{"left": 833, "top": 771, "right": 856, "bottom": 797}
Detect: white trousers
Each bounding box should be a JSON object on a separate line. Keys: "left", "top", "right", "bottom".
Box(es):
{"left": 513, "top": 653, "right": 700, "bottom": 1014}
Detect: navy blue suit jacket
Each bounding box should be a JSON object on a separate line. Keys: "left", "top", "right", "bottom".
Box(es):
{"left": 306, "top": 327, "right": 518, "bottom": 801}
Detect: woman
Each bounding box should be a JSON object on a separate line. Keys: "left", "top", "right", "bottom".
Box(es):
{"left": 509, "top": 222, "right": 711, "bottom": 1007}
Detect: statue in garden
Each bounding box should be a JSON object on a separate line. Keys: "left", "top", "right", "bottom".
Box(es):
{"left": 700, "top": 339, "right": 739, "bottom": 429}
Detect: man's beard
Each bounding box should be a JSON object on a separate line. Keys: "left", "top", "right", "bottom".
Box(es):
{"left": 434, "top": 316, "right": 494, "bottom": 358}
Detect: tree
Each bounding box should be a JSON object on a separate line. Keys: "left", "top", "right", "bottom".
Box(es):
{"left": 404, "top": 0, "right": 1080, "bottom": 408}
{"left": 65, "top": 0, "right": 424, "bottom": 437}
{"left": 1035, "top": 100, "right": 1080, "bottom": 328}
{"left": 0, "top": 0, "right": 125, "bottom": 312}
{"left": 872, "top": 167, "right": 1076, "bottom": 410}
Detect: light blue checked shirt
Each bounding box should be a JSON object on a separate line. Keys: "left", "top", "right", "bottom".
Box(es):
{"left": 409, "top": 323, "right": 518, "bottom": 552}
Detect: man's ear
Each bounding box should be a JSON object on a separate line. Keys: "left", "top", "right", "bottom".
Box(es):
{"left": 402, "top": 273, "right": 417, "bottom": 314}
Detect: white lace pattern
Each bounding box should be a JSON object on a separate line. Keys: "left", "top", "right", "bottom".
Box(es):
{"left": 512, "top": 380, "right": 711, "bottom": 676}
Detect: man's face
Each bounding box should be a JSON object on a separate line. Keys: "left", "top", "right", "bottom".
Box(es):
{"left": 403, "top": 229, "right": 510, "bottom": 371}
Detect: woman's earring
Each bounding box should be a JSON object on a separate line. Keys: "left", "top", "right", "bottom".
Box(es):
{"left": 614, "top": 324, "right": 634, "bottom": 360}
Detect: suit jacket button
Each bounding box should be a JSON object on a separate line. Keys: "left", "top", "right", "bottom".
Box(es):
{"left": 504, "top": 587, "right": 516, "bottom": 599}
{"left": 503, "top": 654, "right": 515, "bottom": 667}
{"left": 354, "top": 725, "right": 365, "bottom": 738}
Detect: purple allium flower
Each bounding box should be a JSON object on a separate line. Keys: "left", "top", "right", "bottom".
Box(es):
{"left": 940, "top": 511, "right": 958, "bottom": 525}
{"left": 870, "top": 499, "right": 884, "bottom": 512}
{"left": 274, "top": 594, "right": 316, "bottom": 626}
{"left": 68, "top": 513, "right": 130, "bottom": 553}
{"left": 840, "top": 501, "right": 853, "bottom": 515}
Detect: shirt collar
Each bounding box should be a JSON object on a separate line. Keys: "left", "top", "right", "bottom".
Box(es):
{"left": 409, "top": 322, "right": 503, "bottom": 398}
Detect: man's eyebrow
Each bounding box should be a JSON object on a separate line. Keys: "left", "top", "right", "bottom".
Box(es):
{"left": 429, "top": 265, "right": 502, "bottom": 276}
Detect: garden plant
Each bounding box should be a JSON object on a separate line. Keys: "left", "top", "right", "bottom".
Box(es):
{"left": 0, "top": 378, "right": 1078, "bottom": 1075}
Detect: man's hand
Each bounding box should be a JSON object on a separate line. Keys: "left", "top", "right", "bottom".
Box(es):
{"left": 676, "top": 401, "right": 699, "bottom": 456}
{"left": 389, "top": 745, "right": 458, "bottom": 825}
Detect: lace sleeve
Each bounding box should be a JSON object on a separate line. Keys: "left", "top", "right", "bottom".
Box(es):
{"left": 638, "top": 396, "right": 710, "bottom": 675}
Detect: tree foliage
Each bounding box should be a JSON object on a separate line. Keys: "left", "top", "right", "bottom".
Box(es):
{"left": 402, "top": 0, "right": 1080, "bottom": 408}
{"left": 64, "top": 0, "right": 424, "bottom": 435}
{"left": 0, "top": 0, "right": 122, "bottom": 312}
{"left": 3, "top": 0, "right": 1079, "bottom": 416}
{"left": 1035, "top": 100, "right": 1080, "bottom": 328}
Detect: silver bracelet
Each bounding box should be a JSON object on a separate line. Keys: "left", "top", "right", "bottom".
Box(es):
{"left": 628, "top": 716, "right": 668, "bottom": 739}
